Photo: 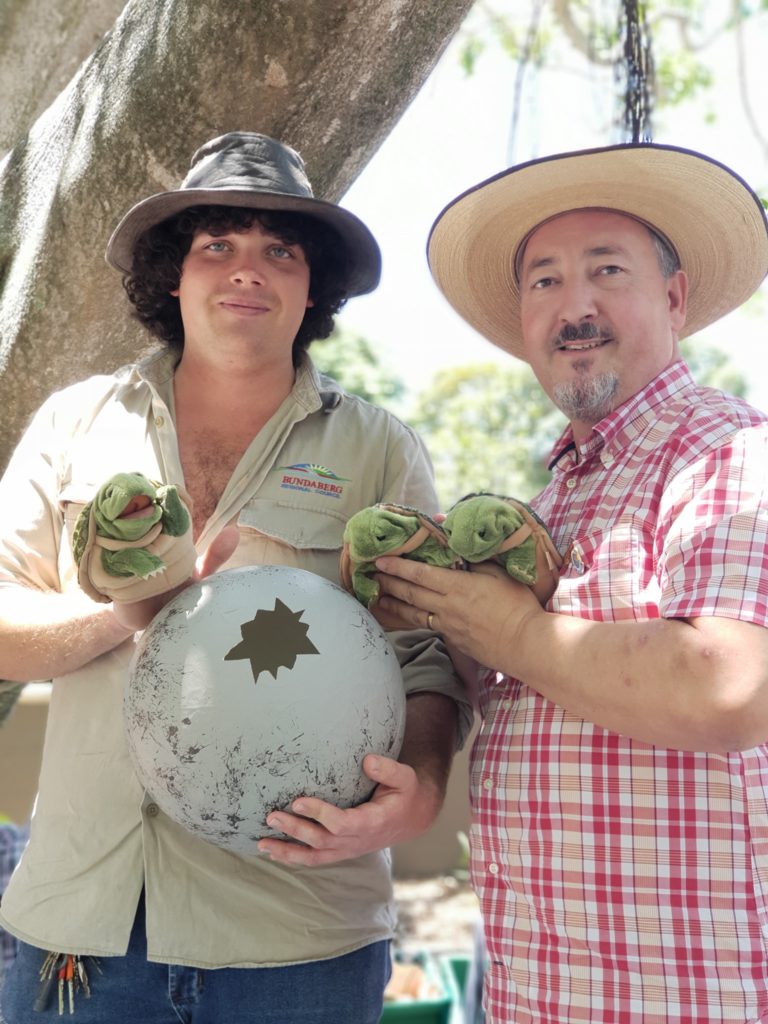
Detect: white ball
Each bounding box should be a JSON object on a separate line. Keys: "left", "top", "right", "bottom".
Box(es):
{"left": 125, "top": 565, "right": 405, "bottom": 853}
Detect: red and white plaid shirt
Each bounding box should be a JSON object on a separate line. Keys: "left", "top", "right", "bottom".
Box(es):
{"left": 471, "top": 362, "right": 768, "bottom": 1023}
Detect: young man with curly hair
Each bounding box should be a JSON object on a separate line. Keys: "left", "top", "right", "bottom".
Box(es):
{"left": 0, "top": 132, "right": 469, "bottom": 1023}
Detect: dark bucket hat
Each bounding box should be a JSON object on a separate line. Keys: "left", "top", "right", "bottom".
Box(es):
{"left": 106, "top": 132, "right": 381, "bottom": 296}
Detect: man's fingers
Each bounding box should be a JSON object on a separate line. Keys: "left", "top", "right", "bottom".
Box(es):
{"left": 263, "top": 812, "right": 325, "bottom": 846}
{"left": 375, "top": 573, "right": 430, "bottom": 608}
{"left": 467, "top": 561, "right": 509, "bottom": 581}
{"left": 374, "top": 556, "right": 448, "bottom": 592}
{"left": 257, "top": 837, "right": 344, "bottom": 867}
{"left": 368, "top": 602, "right": 423, "bottom": 632}
{"left": 362, "top": 754, "right": 414, "bottom": 790}
{"left": 265, "top": 798, "right": 348, "bottom": 841}
{"left": 257, "top": 801, "right": 360, "bottom": 865}
{"left": 375, "top": 582, "right": 435, "bottom": 629}
{"left": 285, "top": 797, "right": 344, "bottom": 832}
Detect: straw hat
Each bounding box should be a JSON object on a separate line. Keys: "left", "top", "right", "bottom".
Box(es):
{"left": 427, "top": 143, "right": 768, "bottom": 360}
{"left": 106, "top": 132, "right": 381, "bottom": 296}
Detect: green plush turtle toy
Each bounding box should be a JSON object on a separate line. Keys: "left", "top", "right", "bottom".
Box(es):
{"left": 339, "top": 503, "right": 463, "bottom": 609}
{"left": 72, "top": 472, "right": 196, "bottom": 603}
{"left": 340, "top": 492, "right": 562, "bottom": 615}
{"left": 443, "top": 492, "right": 562, "bottom": 605}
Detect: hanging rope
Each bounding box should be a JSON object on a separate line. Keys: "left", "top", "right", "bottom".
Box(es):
{"left": 616, "top": 0, "right": 654, "bottom": 142}
{"left": 507, "top": 0, "right": 546, "bottom": 164}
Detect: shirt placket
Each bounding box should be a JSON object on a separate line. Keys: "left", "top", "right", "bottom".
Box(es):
{"left": 194, "top": 397, "right": 313, "bottom": 554}
{"left": 142, "top": 369, "right": 318, "bottom": 554}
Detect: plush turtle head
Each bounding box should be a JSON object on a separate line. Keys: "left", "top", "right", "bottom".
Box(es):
{"left": 443, "top": 493, "right": 525, "bottom": 563}
{"left": 340, "top": 503, "right": 458, "bottom": 609}
{"left": 343, "top": 505, "right": 422, "bottom": 563}
{"left": 92, "top": 472, "right": 164, "bottom": 540}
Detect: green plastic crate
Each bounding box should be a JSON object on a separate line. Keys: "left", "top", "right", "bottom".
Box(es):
{"left": 442, "top": 954, "right": 470, "bottom": 998}
{"left": 381, "top": 951, "right": 463, "bottom": 1024}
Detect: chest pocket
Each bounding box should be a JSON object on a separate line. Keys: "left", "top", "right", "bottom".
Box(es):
{"left": 235, "top": 498, "right": 347, "bottom": 585}
{"left": 552, "top": 513, "right": 659, "bottom": 621}
{"left": 58, "top": 484, "right": 97, "bottom": 586}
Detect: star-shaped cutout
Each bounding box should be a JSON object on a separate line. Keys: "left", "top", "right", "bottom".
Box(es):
{"left": 224, "top": 598, "right": 319, "bottom": 683}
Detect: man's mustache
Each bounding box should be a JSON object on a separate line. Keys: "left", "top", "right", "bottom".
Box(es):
{"left": 552, "top": 322, "right": 613, "bottom": 346}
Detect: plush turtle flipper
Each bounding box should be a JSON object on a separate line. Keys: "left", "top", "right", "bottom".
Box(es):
{"left": 351, "top": 564, "right": 382, "bottom": 609}
{"left": 338, "top": 539, "right": 357, "bottom": 597}
{"left": 71, "top": 499, "right": 93, "bottom": 567}
{"left": 102, "top": 547, "right": 166, "bottom": 579}
{"left": 156, "top": 485, "right": 192, "bottom": 537}
{"left": 498, "top": 498, "right": 562, "bottom": 604}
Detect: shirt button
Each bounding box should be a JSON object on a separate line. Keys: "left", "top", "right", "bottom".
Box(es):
{"left": 566, "top": 477, "right": 577, "bottom": 489}
{"left": 488, "top": 862, "right": 499, "bottom": 875}
{"left": 483, "top": 778, "right": 493, "bottom": 791}
{"left": 146, "top": 803, "right": 159, "bottom": 817}
{"left": 154, "top": 415, "right": 165, "bottom": 428}
{"left": 502, "top": 700, "right": 511, "bottom": 711}
{"left": 602, "top": 450, "right": 614, "bottom": 466}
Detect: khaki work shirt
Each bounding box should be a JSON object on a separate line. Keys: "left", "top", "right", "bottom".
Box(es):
{"left": 0, "top": 349, "right": 469, "bottom": 966}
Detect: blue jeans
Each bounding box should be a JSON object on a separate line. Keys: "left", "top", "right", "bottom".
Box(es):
{"left": 0, "top": 894, "right": 391, "bottom": 1023}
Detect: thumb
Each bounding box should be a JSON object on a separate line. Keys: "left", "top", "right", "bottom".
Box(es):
{"left": 195, "top": 524, "right": 240, "bottom": 580}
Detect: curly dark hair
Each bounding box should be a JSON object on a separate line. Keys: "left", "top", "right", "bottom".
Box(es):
{"left": 123, "top": 205, "right": 353, "bottom": 363}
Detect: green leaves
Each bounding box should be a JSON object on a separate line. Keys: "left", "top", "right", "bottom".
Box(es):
{"left": 313, "top": 328, "right": 405, "bottom": 407}
{"left": 409, "top": 363, "right": 567, "bottom": 507}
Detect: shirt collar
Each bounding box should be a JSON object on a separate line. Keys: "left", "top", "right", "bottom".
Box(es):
{"left": 121, "top": 346, "right": 339, "bottom": 416}
{"left": 547, "top": 359, "right": 696, "bottom": 471}
{"left": 134, "top": 347, "right": 178, "bottom": 385}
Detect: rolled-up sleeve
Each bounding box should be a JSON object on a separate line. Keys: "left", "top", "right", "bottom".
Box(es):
{"left": 658, "top": 427, "right": 768, "bottom": 626}
{"left": 378, "top": 418, "right": 474, "bottom": 748}
{"left": 0, "top": 396, "right": 65, "bottom": 594}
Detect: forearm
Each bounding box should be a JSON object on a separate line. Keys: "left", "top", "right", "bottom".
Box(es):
{"left": 0, "top": 584, "right": 134, "bottom": 681}
{"left": 399, "top": 691, "right": 458, "bottom": 805}
{"left": 507, "top": 609, "right": 768, "bottom": 752}
{"left": 443, "top": 643, "right": 482, "bottom": 712}
{"left": 374, "top": 557, "right": 768, "bottom": 753}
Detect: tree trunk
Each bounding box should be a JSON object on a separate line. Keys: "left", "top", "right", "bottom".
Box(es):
{"left": 0, "top": 0, "right": 126, "bottom": 157}
{"left": 0, "top": 0, "right": 474, "bottom": 472}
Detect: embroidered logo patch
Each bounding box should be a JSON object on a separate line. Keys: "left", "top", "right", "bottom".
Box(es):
{"left": 277, "top": 463, "right": 350, "bottom": 499}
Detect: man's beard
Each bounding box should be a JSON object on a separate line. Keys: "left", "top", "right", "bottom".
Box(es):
{"left": 552, "top": 370, "right": 619, "bottom": 424}
{"left": 549, "top": 322, "right": 619, "bottom": 424}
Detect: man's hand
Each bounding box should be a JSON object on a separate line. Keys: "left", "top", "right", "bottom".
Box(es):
{"left": 111, "top": 524, "right": 240, "bottom": 632}
{"left": 373, "top": 554, "right": 541, "bottom": 670}
{"left": 257, "top": 752, "right": 444, "bottom": 867}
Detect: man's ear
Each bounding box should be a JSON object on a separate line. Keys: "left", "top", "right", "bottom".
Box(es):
{"left": 667, "top": 269, "right": 688, "bottom": 332}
